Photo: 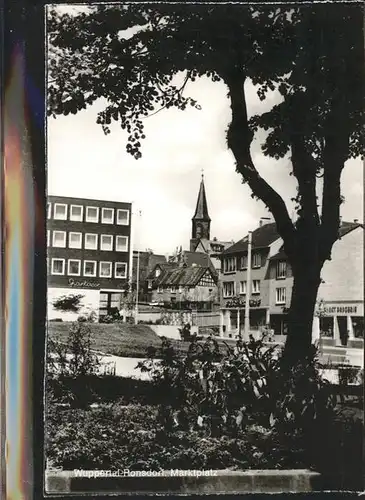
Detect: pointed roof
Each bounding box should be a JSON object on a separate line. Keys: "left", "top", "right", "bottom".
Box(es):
{"left": 192, "top": 175, "right": 211, "bottom": 221}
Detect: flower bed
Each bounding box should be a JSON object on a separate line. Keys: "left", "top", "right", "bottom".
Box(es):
{"left": 46, "top": 403, "right": 307, "bottom": 472}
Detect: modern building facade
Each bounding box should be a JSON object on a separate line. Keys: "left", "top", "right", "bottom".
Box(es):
{"left": 47, "top": 195, "right": 132, "bottom": 321}
{"left": 219, "top": 218, "right": 363, "bottom": 344}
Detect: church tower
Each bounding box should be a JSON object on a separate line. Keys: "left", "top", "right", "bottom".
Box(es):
{"left": 191, "top": 173, "right": 211, "bottom": 249}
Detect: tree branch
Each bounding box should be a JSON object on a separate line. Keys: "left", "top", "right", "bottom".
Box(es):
{"left": 221, "top": 65, "right": 296, "bottom": 258}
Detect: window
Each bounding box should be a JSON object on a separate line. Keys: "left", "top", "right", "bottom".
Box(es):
{"left": 54, "top": 203, "right": 67, "bottom": 220}
{"left": 51, "top": 258, "right": 65, "bottom": 275}
{"left": 84, "top": 260, "right": 97, "bottom": 277}
{"left": 52, "top": 230, "right": 66, "bottom": 248}
{"left": 85, "top": 233, "right": 98, "bottom": 250}
{"left": 240, "top": 280, "right": 260, "bottom": 294}
{"left": 276, "top": 261, "right": 287, "bottom": 279}
{"left": 99, "top": 292, "right": 122, "bottom": 316}
{"left": 102, "top": 208, "right": 114, "bottom": 224}
{"left": 252, "top": 253, "right": 261, "bottom": 268}
{"left": 99, "top": 261, "right": 112, "bottom": 278}
{"left": 68, "top": 259, "right": 81, "bottom": 276}
{"left": 115, "top": 262, "right": 127, "bottom": 278}
{"left": 47, "top": 230, "right": 50, "bottom": 247}
{"left": 239, "top": 255, "right": 247, "bottom": 270}
{"left": 224, "top": 256, "right": 236, "bottom": 273}
{"left": 276, "top": 287, "right": 286, "bottom": 305}
{"left": 101, "top": 234, "right": 113, "bottom": 251}
{"left": 223, "top": 281, "right": 235, "bottom": 297}
{"left": 47, "top": 203, "right": 52, "bottom": 219}
{"left": 116, "top": 235, "right": 128, "bottom": 252}
{"left": 69, "top": 232, "right": 82, "bottom": 249}
{"left": 252, "top": 280, "right": 260, "bottom": 294}
{"left": 86, "top": 206, "right": 99, "bottom": 223}
{"left": 70, "top": 205, "right": 83, "bottom": 222}
{"left": 116, "top": 209, "right": 129, "bottom": 225}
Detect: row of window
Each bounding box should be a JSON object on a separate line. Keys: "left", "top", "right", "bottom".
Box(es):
{"left": 49, "top": 258, "right": 127, "bottom": 279}
{"left": 223, "top": 281, "right": 287, "bottom": 305}
{"left": 223, "top": 280, "right": 261, "bottom": 297}
{"left": 223, "top": 253, "right": 262, "bottom": 273}
{"left": 48, "top": 203, "right": 130, "bottom": 225}
{"left": 47, "top": 230, "right": 128, "bottom": 252}
{"left": 223, "top": 256, "right": 287, "bottom": 279}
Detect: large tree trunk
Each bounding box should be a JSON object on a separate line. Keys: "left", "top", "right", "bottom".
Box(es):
{"left": 283, "top": 260, "right": 322, "bottom": 362}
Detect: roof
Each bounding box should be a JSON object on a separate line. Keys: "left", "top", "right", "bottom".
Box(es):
{"left": 155, "top": 266, "right": 217, "bottom": 287}
{"left": 192, "top": 177, "right": 211, "bottom": 221}
{"left": 222, "top": 222, "right": 279, "bottom": 256}
{"left": 269, "top": 221, "right": 363, "bottom": 261}
{"left": 197, "top": 238, "right": 234, "bottom": 254}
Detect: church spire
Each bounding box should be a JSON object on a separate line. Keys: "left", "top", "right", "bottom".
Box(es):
{"left": 191, "top": 172, "right": 211, "bottom": 242}
{"left": 193, "top": 172, "right": 211, "bottom": 222}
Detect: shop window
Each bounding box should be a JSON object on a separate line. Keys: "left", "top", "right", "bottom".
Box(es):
{"left": 99, "top": 291, "right": 121, "bottom": 316}
{"left": 352, "top": 317, "right": 364, "bottom": 339}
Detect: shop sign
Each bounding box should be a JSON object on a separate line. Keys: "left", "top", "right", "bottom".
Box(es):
{"left": 323, "top": 304, "right": 360, "bottom": 315}
{"left": 226, "top": 298, "right": 261, "bottom": 308}
{"left": 68, "top": 278, "right": 100, "bottom": 289}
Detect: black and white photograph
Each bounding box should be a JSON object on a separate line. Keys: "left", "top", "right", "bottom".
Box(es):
{"left": 44, "top": 2, "right": 364, "bottom": 495}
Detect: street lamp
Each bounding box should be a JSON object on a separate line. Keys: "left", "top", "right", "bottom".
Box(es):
{"left": 133, "top": 209, "right": 142, "bottom": 325}
{"left": 244, "top": 231, "right": 253, "bottom": 340}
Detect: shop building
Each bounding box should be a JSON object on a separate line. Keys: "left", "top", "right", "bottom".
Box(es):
{"left": 219, "top": 219, "right": 282, "bottom": 337}
{"left": 47, "top": 195, "right": 132, "bottom": 321}
{"left": 315, "top": 221, "right": 364, "bottom": 347}
{"left": 219, "top": 218, "right": 363, "bottom": 342}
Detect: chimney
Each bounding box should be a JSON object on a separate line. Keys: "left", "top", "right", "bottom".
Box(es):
{"left": 259, "top": 217, "right": 272, "bottom": 227}
{"left": 354, "top": 219, "right": 359, "bottom": 223}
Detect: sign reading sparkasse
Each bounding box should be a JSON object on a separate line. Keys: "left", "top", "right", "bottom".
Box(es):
{"left": 68, "top": 278, "right": 100, "bottom": 289}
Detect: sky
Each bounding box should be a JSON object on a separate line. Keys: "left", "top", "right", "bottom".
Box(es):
{"left": 47, "top": 11, "right": 363, "bottom": 256}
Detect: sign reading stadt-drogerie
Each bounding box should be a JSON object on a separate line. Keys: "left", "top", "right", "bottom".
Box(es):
{"left": 323, "top": 304, "right": 359, "bottom": 315}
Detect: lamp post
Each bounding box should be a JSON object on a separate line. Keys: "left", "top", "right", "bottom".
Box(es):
{"left": 244, "top": 231, "right": 253, "bottom": 340}
{"left": 317, "top": 298, "right": 325, "bottom": 357}
{"left": 134, "top": 209, "right": 142, "bottom": 325}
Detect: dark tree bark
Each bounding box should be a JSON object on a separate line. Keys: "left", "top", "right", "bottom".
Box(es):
{"left": 222, "top": 64, "right": 352, "bottom": 364}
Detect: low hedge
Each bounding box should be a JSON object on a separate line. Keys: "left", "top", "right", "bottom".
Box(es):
{"left": 47, "top": 375, "right": 160, "bottom": 406}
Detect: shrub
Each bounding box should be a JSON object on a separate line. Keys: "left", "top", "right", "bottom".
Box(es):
{"left": 52, "top": 294, "right": 84, "bottom": 313}
{"left": 46, "top": 322, "right": 101, "bottom": 407}
{"left": 137, "top": 335, "right": 337, "bottom": 449}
